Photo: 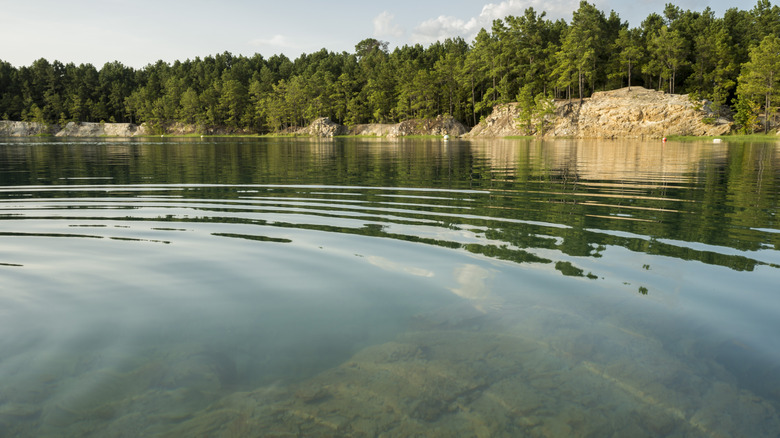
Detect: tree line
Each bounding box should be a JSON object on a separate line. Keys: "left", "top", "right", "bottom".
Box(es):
{"left": 1, "top": 1, "right": 779, "bottom": 134}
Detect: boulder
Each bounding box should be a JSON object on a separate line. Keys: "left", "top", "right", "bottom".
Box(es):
{"left": 298, "top": 117, "right": 348, "bottom": 137}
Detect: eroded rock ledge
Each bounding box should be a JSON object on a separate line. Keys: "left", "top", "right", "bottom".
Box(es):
{"left": 466, "top": 86, "right": 732, "bottom": 138}
{"left": 298, "top": 115, "right": 468, "bottom": 138}
{"left": 0, "top": 121, "right": 146, "bottom": 137}
{"left": 0, "top": 121, "right": 59, "bottom": 136}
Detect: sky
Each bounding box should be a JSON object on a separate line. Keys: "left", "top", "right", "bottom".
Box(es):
{"left": 0, "top": 0, "right": 740, "bottom": 69}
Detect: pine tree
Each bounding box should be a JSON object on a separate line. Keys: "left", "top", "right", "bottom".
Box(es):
{"left": 737, "top": 35, "right": 780, "bottom": 133}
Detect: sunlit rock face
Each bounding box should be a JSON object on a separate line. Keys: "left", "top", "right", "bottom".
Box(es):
{"left": 55, "top": 121, "right": 146, "bottom": 137}
{"left": 467, "top": 86, "right": 732, "bottom": 138}
{"left": 299, "top": 117, "right": 348, "bottom": 137}
{"left": 0, "top": 120, "right": 59, "bottom": 136}
{"left": 387, "top": 115, "right": 468, "bottom": 138}
{"left": 299, "top": 115, "right": 468, "bottom": 138}
{"left": 0, "top": 121, "right": 148, "bottom": 137}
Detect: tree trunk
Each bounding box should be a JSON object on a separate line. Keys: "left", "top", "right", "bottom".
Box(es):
{"left": 766, "top": 92, "right": 771, "bottom": 134}
{"left": 471, "top": 76, "right": 476, "bottom": 126}
{"left": 492, "top": 61, "right": 497, "bottom": 104}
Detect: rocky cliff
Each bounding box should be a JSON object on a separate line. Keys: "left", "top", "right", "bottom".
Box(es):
{"left": 300, "top": 115, "right": 468, "bottom": 138}
{"left": 348, "top": 123, "right": 396, "bottom": 136}
{"left": 387, "top": 115, "right": 468, "bottom": 137}
{"left": 0, "top": 121, "right": 59, "bottom": 136}
{"left": 296, "top": 117, "right": 349, "bottom": 137}
{"left": 0, "top": 121, "right": 145, "bottom": 137}
{"left": 466, "top": 86, "right": 732, "bottom": 138}
{"left": 55, "top": 122, "right": 146, "bottom": 137}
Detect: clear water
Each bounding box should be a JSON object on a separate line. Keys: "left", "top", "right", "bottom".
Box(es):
{"left": 0, "top": 137, "right": 778, "bottom": 437}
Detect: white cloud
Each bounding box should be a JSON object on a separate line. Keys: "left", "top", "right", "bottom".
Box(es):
{"left": 373, "top": 11, "right": 404, "bottom": 39}
{"left": 411, "top": 0, "right": 580, "bottom": 45}
{"left": 412, "top": 15, "right": 475, "bottom": 45}
{"left": 249, "top": 34, "right": 299, "bottom": 49}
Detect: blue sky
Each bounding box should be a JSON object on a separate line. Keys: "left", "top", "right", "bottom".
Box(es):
{"left": 0, "top": 0, "right": 740, "bottom": 68}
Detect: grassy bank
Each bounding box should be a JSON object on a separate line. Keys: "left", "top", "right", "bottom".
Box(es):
{"left": 667, "top": 133, "right": 780, "bottom": 142}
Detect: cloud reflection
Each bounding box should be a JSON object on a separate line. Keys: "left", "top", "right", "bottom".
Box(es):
{"left": 449, "top": 264, "right": 495, "bottom": 312}
{"left": 366, "top": 255, "right": 434, "bottom": 277}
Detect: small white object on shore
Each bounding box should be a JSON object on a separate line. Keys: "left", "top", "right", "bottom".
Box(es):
{"left": 443, "top": 134, "right": 450, "bottom": 141}
{"left": 713, "top": 138, "right": 722, "bottom": 143}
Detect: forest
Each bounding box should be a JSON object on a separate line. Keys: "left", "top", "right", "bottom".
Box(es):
{"left": 1, "top": 1, "right": 779, "bottom": 134}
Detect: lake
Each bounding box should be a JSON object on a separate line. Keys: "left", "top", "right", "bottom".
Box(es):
{"left": 0, "top": 137, "right": 778, "bottom": 437}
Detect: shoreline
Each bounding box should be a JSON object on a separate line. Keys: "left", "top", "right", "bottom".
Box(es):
{"left": 4, "top": 132, "right": 779, "bottom": 142}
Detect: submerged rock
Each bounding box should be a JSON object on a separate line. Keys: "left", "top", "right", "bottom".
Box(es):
{"left": 163, "top": 299, "right": 780, "bottom": 437}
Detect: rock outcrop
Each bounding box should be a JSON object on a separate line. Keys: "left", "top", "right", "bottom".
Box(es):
{"left": 348, "top": 123, "right": 396, "bottom": 136}
{"left": 297, "top": 117, "right": 349, "bottom": 137}
{"left": 0, "top": 121, "right": 59, "bottom": 136}
{"left": 467, "top": 87, "right": 732, "bottom": 138}
{"left": 466, "top": 104, "right": 524, "bottom": 138}
{"left": 55, "top": 122, "right": 145, "bottom": 137}
{"left": 387, "top": 115, "right": 468, "bottom": 137}
{"left": 300, "top": 115, "right": 468, "bottom": 138}
{"left": 0, "top": 121, "right": 147, "bottom": 137}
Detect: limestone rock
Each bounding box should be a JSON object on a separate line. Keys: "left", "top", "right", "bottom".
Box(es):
{"left": 54, "top": 122, "right": 145, "bottom": 137}
{"left": 387, "top": 115, "right": 468, "bottom": 138}
{"left": 465, "top": 104, "right": 523, "bottom": 138}
{"left": 301, "top": 115, "right": 467, "bottom": 138}
{"left": 0, "top": 121, "right": 59, "bottom": 136}
{"left": 347, "top": 123, "right": 395, "bottom": 136}
{"left": 467, "top": 86, "right": 733, "bottom": 139}
{"left": 298, "top": 117, "right": 348, "bottom": 137}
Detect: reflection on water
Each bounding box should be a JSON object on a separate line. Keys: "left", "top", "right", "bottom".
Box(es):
{"left": 0, "top": 138, "right": 778, "bottom": 436}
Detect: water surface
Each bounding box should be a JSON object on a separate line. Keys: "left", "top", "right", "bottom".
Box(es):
{"left": 0, "top": 137, "right": 778, "bottom": 437}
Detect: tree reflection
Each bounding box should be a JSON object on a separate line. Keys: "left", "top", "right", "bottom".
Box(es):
{"left": 0, "top": 138, "right": 777, "bottom": 274}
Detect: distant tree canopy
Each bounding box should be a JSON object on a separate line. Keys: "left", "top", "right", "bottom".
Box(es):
{"left": 1, "top": 1, "right": 779, "bottom": 133}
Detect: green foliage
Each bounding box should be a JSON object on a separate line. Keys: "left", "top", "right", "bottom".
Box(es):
{"left": 0, "top": 2, "right": 777, "bottom": 132}
{"left": 554, "top": 1, "right": 610, "bottom": 101}
{"left": 534, "top": 93, "right": 556, "bottom": 135}
{"left": 645, "top": 26, "right": 688, "bottom": 93}
{"left": 737, "top": 34, "right": 780, "bottom": 133}
{"left": 610, "top": 28, "right": 643, "bottom": 89}
{"left": 515, "top": 84, "right": 535, "bottom": 132}
{"left": 515, "top": 85, "right": 556, "bottom": 135}
{"left": 734, "top": 95, "right": 761, "bottom": 133}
